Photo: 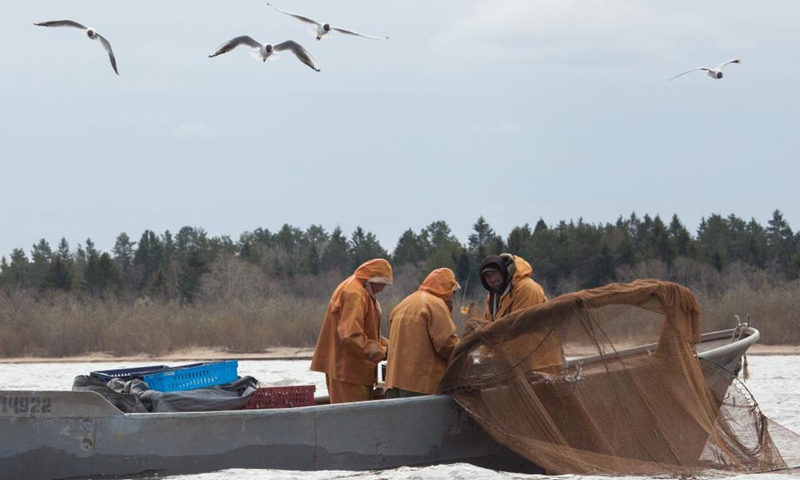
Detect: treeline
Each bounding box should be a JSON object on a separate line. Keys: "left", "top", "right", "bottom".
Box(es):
{"left": 1, "top": 210, "right": 799, "bottom": 303}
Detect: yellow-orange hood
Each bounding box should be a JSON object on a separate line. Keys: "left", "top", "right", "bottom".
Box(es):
{"left": 354, "top": 258, "right": 393, "bottom": 285}
{"left": 419, "top": 268, "right": 460, "bottom": 299}
{"left": 511, "top": 255, "right": 533, "bottom": 283}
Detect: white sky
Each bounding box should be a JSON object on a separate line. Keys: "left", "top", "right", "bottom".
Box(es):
{"left": 2, "top": 0, "right": 799, "bottom": 256}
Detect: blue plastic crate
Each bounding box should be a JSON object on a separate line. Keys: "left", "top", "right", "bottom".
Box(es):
{"left": 142, "top": 360, "right": 239, "bottom": 392}
{"left": 90, "top": 365, "right": 171, "bottom": 383}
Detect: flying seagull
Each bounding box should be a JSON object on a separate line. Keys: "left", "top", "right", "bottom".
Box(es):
{"left": 208, "top": 36, "right": 320, "bottom": 72}
{"left": 668, "top": 59, "right": 741, "bottom": 81}
{"left": 33, "top": 20, "right": 119, "bottom": 75}
{"left": 266, "top": 3, "right": 388, "bottom": 41}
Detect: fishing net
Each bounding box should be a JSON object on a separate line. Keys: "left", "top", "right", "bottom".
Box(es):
{"left": 439, "top": 279, "right": 800, "bottom": 475}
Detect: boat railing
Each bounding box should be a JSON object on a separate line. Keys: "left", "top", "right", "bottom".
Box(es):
{"left": 564, "top": 326, "right": 759, "bottom": 368}
{"left": 730, "top": 314, "right": 752, "bottom": 343}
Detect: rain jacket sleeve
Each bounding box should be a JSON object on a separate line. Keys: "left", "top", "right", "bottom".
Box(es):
{"left": 428, "top": 299, "right": 459, "bottom": 360}
{"left": 337, "top": 289, "right": 387, "bottom": 362}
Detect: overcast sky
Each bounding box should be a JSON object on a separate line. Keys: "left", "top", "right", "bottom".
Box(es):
{"left": 1, "top": 1, "right": 798, "bottom": 257}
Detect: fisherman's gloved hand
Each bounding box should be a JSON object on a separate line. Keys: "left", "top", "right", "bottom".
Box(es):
{"left": 464, "top": 316, "right": 490, "bottom": 337}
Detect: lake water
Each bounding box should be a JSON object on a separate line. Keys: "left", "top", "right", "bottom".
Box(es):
{"left": 1, "top": 356, "right": 798, "bottom": 480}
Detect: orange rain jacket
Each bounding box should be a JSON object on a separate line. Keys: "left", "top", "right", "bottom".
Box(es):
{"left": 385, "top": 268, "right": 460, "bottom": 395}
{"left": 310, "top": 259, "right": 392, "bottom": 386}
{"left": 472, "top": 255, "right": 560, "bottom": 372}
{"left": 484, "top": 255, "right": 547, "bottom": 321}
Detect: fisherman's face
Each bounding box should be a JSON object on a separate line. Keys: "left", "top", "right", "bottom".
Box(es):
{"left": 482, "top": 270, "right": 504, "bottom": 292}
{"left": 370, "top": 283, "right": 387, "bottom": 294}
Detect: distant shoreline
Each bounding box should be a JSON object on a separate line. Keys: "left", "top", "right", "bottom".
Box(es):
{"left": 0, "top": 347, "right": 316, "bottom": 364}
{"left": 0, "top": 344, "right": 795, "bottom": 364}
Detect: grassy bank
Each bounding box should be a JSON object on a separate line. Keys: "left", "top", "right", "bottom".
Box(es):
{"left": 0, "top": 280, "right": 798, "bottom": 358}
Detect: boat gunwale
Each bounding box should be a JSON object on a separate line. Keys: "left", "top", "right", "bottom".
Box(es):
{"left": 565, "top": 327, "right": 759, "bottom": 367}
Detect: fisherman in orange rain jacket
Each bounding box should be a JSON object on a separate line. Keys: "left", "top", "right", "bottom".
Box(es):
{"left": 310, "top": 258, "right": 392, "bottom": 404}
{"left": 481, "top": 253, "right": 547, "bottom": 321}
{"left": 474, "top": 253, "right": 562, "bottom": 372}
{"left": 385, "top": 268, "right": 461, "bottom": 398}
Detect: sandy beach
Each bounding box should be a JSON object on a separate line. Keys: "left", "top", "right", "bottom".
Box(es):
{"left": 748, "top": 344, "right": 800, "bottom": 355}
{"left": 0, "top": 344, "right": 796, "bottom": 364}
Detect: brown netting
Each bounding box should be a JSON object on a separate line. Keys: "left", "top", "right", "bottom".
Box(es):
{"left": 439, "top": 279, "right": 800, "bottom": 475}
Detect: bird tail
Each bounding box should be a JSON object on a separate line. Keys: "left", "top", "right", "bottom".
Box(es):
{"left": 310, "top": 28, "right": 331, "bottom": 40}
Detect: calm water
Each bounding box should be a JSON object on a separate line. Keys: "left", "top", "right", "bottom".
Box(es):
{"left": 1, "top": 356, "right": 798, "bottom": 480}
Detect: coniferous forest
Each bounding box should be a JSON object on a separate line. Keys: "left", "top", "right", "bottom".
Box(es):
{"left": 1, "top": 210, "right": 799, "bottom": 357}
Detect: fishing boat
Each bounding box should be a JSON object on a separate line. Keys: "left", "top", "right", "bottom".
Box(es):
{"left": 0, "top": 323, "right": 758, "bottom": 480}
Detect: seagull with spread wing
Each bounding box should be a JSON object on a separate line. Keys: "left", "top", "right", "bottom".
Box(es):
{"left": 668, "top": 59, "right": 741, "bottom": 81}
{"left": 208, "top": 36, "right": 320, "bottom": 72}
{"left": 34, "top": 20, "right": 119, "bottom": 75}
{"left": 266, "top": 3, "right": 388, "bottom": 41}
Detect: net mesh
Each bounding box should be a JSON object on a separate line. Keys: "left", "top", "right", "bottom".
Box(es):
{"left": 439, "top": 279, "right": 800, "bottom": 475}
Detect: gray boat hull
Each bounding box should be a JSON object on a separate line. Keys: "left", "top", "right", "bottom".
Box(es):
{"left": 0, "top": 387, "right": 538, "bottom": 479}
{"left": 0, "top": 327, "right": 757, "bottom": 480}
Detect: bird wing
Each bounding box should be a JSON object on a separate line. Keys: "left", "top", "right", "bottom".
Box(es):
{"left": 274, "top": 40, "right": 320, "bottom": 71}
{"left": 330, "top": 26, "right": 388, "bottom": 40}
{"left": 266, "top": 3, "right": 321, "bottom": 26}
{"left": 667, "top": 67, "right": 705, "bottom": 81}
{"left": 34, "top": 19, "right": 88, "bottom": 30}
{"left": 209, "top": 36, "right": 262, "bottom": 58}
{"left": 95, "top": 34, "right": 119, "bottom": 75}
{"left": 719, "top": 58, "right": 741, "bottom": 69}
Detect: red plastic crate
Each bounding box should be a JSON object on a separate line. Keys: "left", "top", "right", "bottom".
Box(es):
{"left": 244, "top": 385, "right": 316, "bottom": 409}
